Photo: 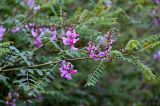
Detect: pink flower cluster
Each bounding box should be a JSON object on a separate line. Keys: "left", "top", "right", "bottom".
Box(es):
{"left": 30, "top": 25, "right": 57, "bottom": 48}
{"left": 59, "top": 60, "right": 78, "bottom": 80}
{"left": 6, "top": 24, "right": 80, "bottom": 50}
{"left": 86, "top": 32, "right": 115, "bottom": 61}
{"left": 62, "top": 27, "right": 80, "bottom": 50}
{"left": 11, "top": 23, "right": 37, "bottom": 34}
{"left": 31, "top": 26, "right": 43, "bottom": 48}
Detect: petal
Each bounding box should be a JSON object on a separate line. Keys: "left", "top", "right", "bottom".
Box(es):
{"left": 70, "top": 64, "right": 74, "bottom": 70}
{"left": 66, "top": 30, "right": 72, "bottom": 37}
{"left": 51, "top": 34, "right": 57, "bottom": 41}
{"left": 62, "top": 37, "right": 69, "bottom": 45}
{"left": 98, "top": 52, "right": 105, "bottom": 57}
{"left": 11, "top": 27, "right": 21, "bottom": 34}
{"left": 72, "top": 29, "right": 80, "bottom": 38}
{"left": 73, "top": 38, "right": 79, "bottom": 44}
{"left": 64, "top": 73, "right": 72, "bottom": 80}
{"left": 59, "top": 68, "right": 63, "bottom": 72}
{"left": 61, "top": 70, "right": 68, "bottom": 77}
{"left": 61, "top": 60, "right": 67, "bottom": 68}
{"left": 70, "top": 45, "right": 78, "bottom": 51}
{"left": 34, "top": 36, "right": 43, "bottom": 48}
{"left": 34, "top": 5, "right": 41, "bottom": 11}
{"left": 31, "top": 29, "right": 37, "bottom": 37}
{"left": 70, "top": 70, "right": 77, "bottom": 74}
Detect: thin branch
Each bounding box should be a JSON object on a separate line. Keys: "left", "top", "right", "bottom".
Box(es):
{"left": 2, "top": 58, "right": 21, "bottom": 70}
{"left": 1, "top": 57, "right": 92, "bottom": 72}
{"left": 1, "top": 47, "right": 144, "bottom": 72}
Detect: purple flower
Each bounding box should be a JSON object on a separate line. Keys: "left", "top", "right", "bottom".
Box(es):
{"left": 34, "top": 36, "right": 43, "bottom": 48}
{"left": 25, "top": 23, "right": 36, "bottom": 29}
{"left": 5, "top": 92, "right": 19, "bottom": 106}
{"left": 31, "top": 28, "right": 38, "bottom": 37}
{"left": 39, "top": 26, "right": 50, "bottom": 36}
{"left": 62, "top": 27, "right": 80, "bottom": 50}
{"left": 86, "top": 42, "right": 98, "bottom": 53}
{"left": 154, "top": 0, "right": 160, "bottom": 4}
{"left": 25, "top": 0, "right": 36, "bottom": 9}
{"left": 33, "top": 5, "right": 41, "bottom": 12}
{"left": 105, "top": 0, "right": 112, "bottom": 7}
{"left": 30, "top": 26, "right": 43, "bottom": 48}
{"left": 11, "top": 27, "right": 21, "bottom": 34}
{"left": 31, "top": 25, "right": 57, "bottom": 48}
{"left": 50, "top": 25, "right": 57, "bottom": 41}
{"left": 154, "top": 50, "right": 160, "bottom": 61}
{"left": 59, "top": 60, "right": 78, "bottom": 80}
{"left": 66, "top": 28, "right": 80, "bottom": 38}
{"left": 86, "top": 42, "right": 101, "bottom": 60}
{"left": 86, "top": 31, "right": 115, "bottom": 61}
{"left": 0, "top": 25, "right": 6, "bottom": 41}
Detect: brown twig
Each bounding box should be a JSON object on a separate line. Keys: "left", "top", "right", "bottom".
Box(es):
{"left": 1, "top": 57, "right": 92, "bottom": 72}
